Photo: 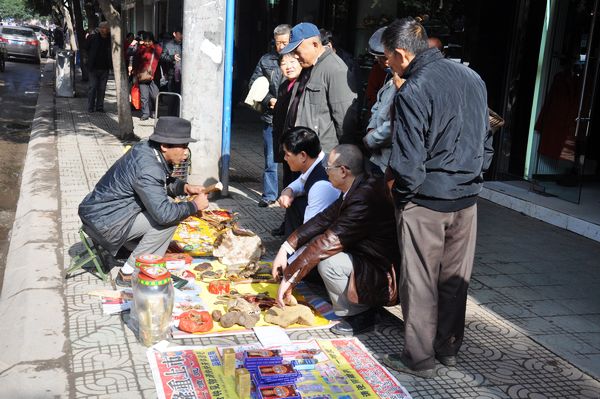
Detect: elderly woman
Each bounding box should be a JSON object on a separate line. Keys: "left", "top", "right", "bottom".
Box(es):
{"left": 270, "top": 52, "right": 303, "bottom": 236}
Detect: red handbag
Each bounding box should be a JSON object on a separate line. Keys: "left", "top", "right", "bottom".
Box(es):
{"left": 130, "top": 82, "right": 141, "bottom": 110}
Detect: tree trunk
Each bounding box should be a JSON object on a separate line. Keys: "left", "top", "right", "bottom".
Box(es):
{"left": 97, "top": 0, "right": 134, "bottom": 139}
{"left": 72, "top": 0, "right": 88, "bottom": 81}
{"left": 61, "top": 1, "right": 77, "bottom": 51}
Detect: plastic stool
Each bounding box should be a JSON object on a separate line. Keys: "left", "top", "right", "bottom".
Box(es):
{"left": 65, "top": 228, "right": 108, "bottom": 281}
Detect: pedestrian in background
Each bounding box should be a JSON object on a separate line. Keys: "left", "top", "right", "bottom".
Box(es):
{"left": 248, "top": 24, "right": 291, "bottom": 207}
{"left": 86, "top": 22, "right": 112, "bottom": 113}
{"left": 381, "top": 17, "right": 493, "bottom": 378}
{"left": 160, "top": 26, "right": 183, "bottom": 116}
{"left": 132, "top": 32, "right": 162, "bottom": 121}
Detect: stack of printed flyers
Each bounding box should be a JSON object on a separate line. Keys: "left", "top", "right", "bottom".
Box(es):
{"left": 147, "top": 338, "right": 412, "bottom": 399}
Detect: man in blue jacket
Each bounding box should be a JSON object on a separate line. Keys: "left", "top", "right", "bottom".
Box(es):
{"left": 381, "top": 18, "right": 493, "bottom": 378}
{"left": 79, "top": 117, "right": 209, "bottom": 286}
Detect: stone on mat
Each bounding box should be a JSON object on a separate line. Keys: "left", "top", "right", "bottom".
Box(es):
{"left": 264, "top": 304, "right": 315, "bottom": 328}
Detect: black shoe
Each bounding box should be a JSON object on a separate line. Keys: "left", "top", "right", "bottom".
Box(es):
{"left": 383, "top": 354, "right": 436, "bottom": 378}
{"left": 436, "top": 355, "right": 457, "bottom": 367}
{"left": 330, "top": 311, "right": 376, "bottom": 336}
{"left": 149, "top": 113, "right": 155, "bottom": 119}
{"left": 271, "top": 224, "right": 285, "bottom": 236}
{"left": 140, "top": 115, "right": 149, "bottom": 121}
{"left": 258, "top": 199, "right": 276, "bottom": 208}
{"left": 95, "top": 108, "right": 105, "bottom": 113}
{"left": 88, "top": 109, "right": 94, "bottom": 113}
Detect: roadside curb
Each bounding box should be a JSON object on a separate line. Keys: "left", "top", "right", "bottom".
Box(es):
{"left": 0, "top": 59, "right": 69, "bottom": 396}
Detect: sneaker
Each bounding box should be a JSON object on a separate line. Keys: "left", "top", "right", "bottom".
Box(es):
{"left": 382, "top": 354, "right": 435, "bottom": 378}
{"left": 258, "top": 199, "right": 276, "bottom": 208}
{"left": 330, "top": 310, "right": 376, "bottom": 336}
{"left": 436, "top": 355, "right": 457, "bottom": 367}
{"left": 140, "top": 115, "right": 149, "bottom": 121}
{"left": 115, "top": 270, "right": 132, "bottom": 287}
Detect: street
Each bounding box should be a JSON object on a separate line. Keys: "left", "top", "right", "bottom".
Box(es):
{"left": 0, "top": 58, "right": 41, "bottom": 289}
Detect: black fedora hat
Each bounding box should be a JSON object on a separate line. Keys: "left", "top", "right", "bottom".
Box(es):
{"left": 149, "top": 116, "right": 197, "bottom": 145}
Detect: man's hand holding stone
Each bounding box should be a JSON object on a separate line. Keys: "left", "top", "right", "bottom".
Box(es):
{"left": 191, "top": 192, "right": 209, "bottom": 211}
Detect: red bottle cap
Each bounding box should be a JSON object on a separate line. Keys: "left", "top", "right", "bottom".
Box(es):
{"left": 138, "top": 265, "right": 171, "bottom": 286}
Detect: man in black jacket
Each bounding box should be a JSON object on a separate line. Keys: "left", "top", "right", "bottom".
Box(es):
{"left": 381, "top": 18, "right": 493, "bottom": 378}
{"left": 79, "top": 117, "right": 209, "bottom": 286}
{"left": 86, "top": 22, "right": 112, "bottom": 113}
{"left": 248, "top": 24, "right": 290, "bottom": 207}
{"left": 160, "top": 26, "right": 183, "bottom": 116}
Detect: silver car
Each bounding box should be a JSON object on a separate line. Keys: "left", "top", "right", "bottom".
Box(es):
{"left": 0, "top": 26, "right": 41, "bottom": 64}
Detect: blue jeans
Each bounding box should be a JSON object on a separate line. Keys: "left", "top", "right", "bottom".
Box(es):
{"left": 262, "top": 123, "right": 278, "bottom": 201}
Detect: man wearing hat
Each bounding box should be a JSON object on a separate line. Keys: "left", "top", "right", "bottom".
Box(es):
{"left": 79, "top": 117, "right": 209, "bottom": 286}
{"left": 364, "top": 26, "right": 391, "bottom": 114}
{"left": 280, "top": 22, "right": 358, "bottom": 152}
{"left": 363, "top": 26, "right": 405, "bottom": 175}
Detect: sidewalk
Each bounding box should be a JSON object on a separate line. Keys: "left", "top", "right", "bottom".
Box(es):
{"left": 1, "top": 59, "right": 599, "bottom": 398}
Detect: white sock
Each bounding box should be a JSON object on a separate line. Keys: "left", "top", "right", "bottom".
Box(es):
{"left": 121, "top": 263, "right": 135, "bottom": 275}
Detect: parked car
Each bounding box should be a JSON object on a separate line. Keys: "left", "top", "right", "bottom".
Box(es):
{"left": 0, "top": 26, "right": 41, "bottom": 64}
{"left": 35, "top": 31, "right": 50, "bottom": 57}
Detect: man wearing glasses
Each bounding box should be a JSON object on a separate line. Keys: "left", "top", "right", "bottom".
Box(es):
{"left": 79, "top": 117, "right": 209, "bottom": 286}
{"left": 272, "top": 144, "right": 399, "bottom": 336}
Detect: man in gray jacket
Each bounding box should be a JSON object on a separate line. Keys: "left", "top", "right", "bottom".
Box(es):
{"left": 280, "top": 22, "right": 358, "bottom": 153}
{"left": 79, "top": 117, "right": 209, "bottom": 286}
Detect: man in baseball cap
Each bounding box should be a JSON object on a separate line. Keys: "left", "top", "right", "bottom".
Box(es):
{"left": 278, "top": 22, "right": 358, "bottom": 152}
{"left": 79, "top": 117, "right": 209, "bottom": 286}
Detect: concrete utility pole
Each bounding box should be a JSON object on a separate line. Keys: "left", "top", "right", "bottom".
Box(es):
{"left": 182, "top": 0, "right": 226, "bottom": 186}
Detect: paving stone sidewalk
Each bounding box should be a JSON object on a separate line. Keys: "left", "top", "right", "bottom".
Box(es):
{"left": 52, "top": 70, "right": 600, "bottom": 398}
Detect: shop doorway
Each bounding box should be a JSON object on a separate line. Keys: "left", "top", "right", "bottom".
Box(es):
{"left": 528, "top": 0, "right": 600, "bottom": 203}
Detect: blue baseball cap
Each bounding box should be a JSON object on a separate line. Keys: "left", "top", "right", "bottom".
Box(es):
{"left": 279, "top": 22, "right": 320, "bottom": 54}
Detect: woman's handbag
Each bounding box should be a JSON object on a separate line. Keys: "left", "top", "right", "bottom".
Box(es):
{"left": 130, "top": 82, "right": 141, "bottom": 110}
{"left": 137, "top": 51, "right": 155, "bottom": 83}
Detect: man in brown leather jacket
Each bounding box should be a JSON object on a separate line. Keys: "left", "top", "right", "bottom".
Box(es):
{"left": 272, "top": 144, "right": 399, "bottom": 336}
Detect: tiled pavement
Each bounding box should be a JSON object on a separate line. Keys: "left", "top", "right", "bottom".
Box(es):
{"left": 53, "top": 72, "right": 600, "bottom": 398}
